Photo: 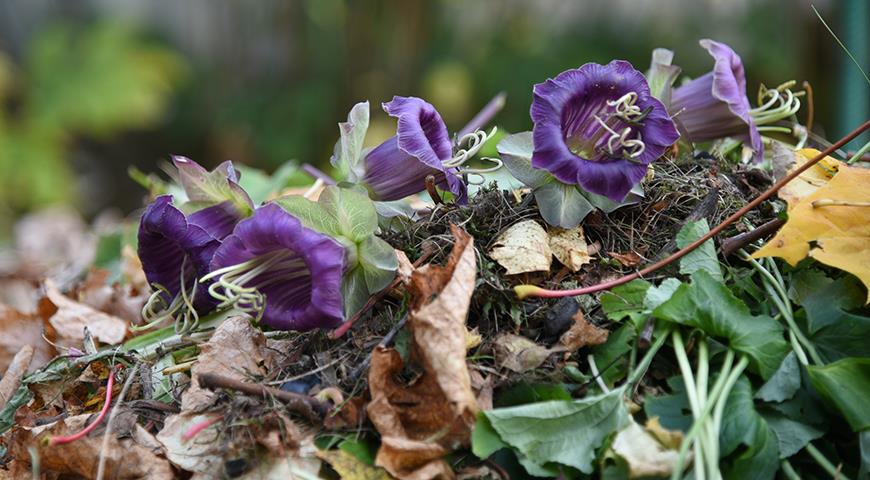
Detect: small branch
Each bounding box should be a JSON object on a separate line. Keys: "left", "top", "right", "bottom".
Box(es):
{"left": 96, "top": 365, "right": 139, "bottom": 480}
{"left": 719, "top": 218, "right": 786, "bottom": 257}
{"left": 347, "top": 313, "right": 410, "bottom": 384}
{"left": 425, "top": 175, "right": 444, "bottom": 205}
{"left": 196, "top": 372, "right": 330, "bottom": 421}
{"left": 48, "top": 365, "right": 121, "bottom": 446}
{"left": 516, "top": 118, "right": 870, "bottom": 300}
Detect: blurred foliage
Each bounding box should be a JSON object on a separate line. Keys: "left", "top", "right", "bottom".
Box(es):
{"left": 0, "top": 22, "right": 185, "bottom": 235}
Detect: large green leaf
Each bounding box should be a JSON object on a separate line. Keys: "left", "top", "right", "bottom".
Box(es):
{"left": 319, "top": 186, "right": 379, "bottom": 243}
{"left": 235, "top": 161, "right": 301, "bottom": 205}
{"left": 676, "top": 219, "right": 722, "bottom": 281}
{"left": 599, "top": 279, "right": 651, "bottom": 328}
{"left": 591, "top": 325, "right": 635, "bottom": 387}
{"left": 330, "top": 101, "right": 370, "bottom": 182}
{"left": 797, "top": 275, "right": 870, "bottom": 362}
{"left": 653, "top": 270, "right": 789, "bottom": 379}
{"left": 807, "top": 357, "right": 870, "bottom": 431}
{"left": 534, "top": 181, "right": 597, "bottom": 229}
{"left": 357, "top": 236, "right": 399, "bottom": 294}
{"left": 755, "top": 352, "right": 801, "bottom": 403}
{"left": 761, "top": 411, "right": 824, "bottom": 459}
{"left": 175, "top": 158, "right": 253, "bottom": 215}
{"left": 497, "top": 132, "right": 553, "bottom": 189}
{"left": 273, "top": 195, "right": 340, "bottom": 238}
{"left": 482, "top": 387, "right": 630, "bottom": 475}
{"left": 719, "top": 376, "right": 780, "bottom": 480}
{"left": 644, "top": 376, "right": 693, "bottom": 433}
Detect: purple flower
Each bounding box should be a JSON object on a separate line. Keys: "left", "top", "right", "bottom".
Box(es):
{"left": 362, "top": 96, "right": 467, "bottom": 203}
{"left": 207, "top": 203, "right": 346, "bottom": 331}
{"left": 531, "top": 60, "right": 679, "bottom": 202}
{"left": 670, "top": 39, "right": 763, "bottom": 161}
{"left": 138, "top": 195, "right": 240, "bottom": 309}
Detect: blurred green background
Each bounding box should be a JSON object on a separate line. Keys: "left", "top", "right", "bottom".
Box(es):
{"left": 0, "top": 0, "right": 866, "bottom": 239}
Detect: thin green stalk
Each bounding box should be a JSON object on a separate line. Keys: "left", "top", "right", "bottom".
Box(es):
{"left": 672, "top": 355, "right": 749, "bottom": 480}
{"left": 626, "top": 328, "right": 670, "bottom": 388}
{"left": 847, "top": 138, "right": 870, "bottom": 164}
{"left": 672, "top": 330, "right": 706, "bottom": 480}
{"left": 781, "top": 460, "right": 801, "bottom": 480}
{"left": 806, "top": 443, "right": 850, "bottom": 480}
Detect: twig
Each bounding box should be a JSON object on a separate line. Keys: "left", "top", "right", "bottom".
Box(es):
{"left": 0, "top": 345, "right": 34, "bottom": 408}
{"left": 425, "top": 175, "right": 444, "bottom": 205}
{"left": 720, "top": 218, "right": 786, "bottom": 257}
{"left": 47, "top": 365, "right": 121, "bottom": 446}
{"left": 330, "top": 245, "right": 434, "bottom": 339}
{"left": 182, "top": 415, "right": 223, "bottom": 441}
{"left": 96, "top": 365, "right": 139, "bottom": 480}
{"left": 653, "top": 187, "right": 720, "bottom": 260}
{"left": 347, "top": 313, "right": 410, "bottom": 384}
{"left": 196, "top": 372, "right": 330, "bottom": 421}
{"left": 516, "top": 118, "right": 870, "bottom": 299}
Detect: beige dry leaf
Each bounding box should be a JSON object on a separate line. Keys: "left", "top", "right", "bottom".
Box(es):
{"left": 0, "top": 345, "right": 34, "bottom": 408}
{"left": 6, "top": 413, "right": 173, "bottom": 479}
{"left": 559, "top": 310, "right": 609, "bottom": 352}
{"left": 777, "top": 148, "right": 843, "bottom": 207}
{"left": 609, "top": 251, "right": 643, "bottom": 268}
{"left": 493, "top": 333, "right": 552, "bottom": 373}
{"left": 646, "top": 416, "right": 683, "bottom": 450}
{"left": 549, "top": 225, "right": 593, "bottom": 271}
{"left": 179, "top": 315, "right": 277, "bottom": 412}
{"left": 317, "top": 449, "right": 392, "bottom": 480}
{"left": 157, "top": 412, "right": 224, "bottom": 476}
{"left": 0, "top": 303, "right": 56, "bottom": 374}
{"left": 488, "top": 220, "right": 552, "bottom": 274}
{"left": 368, "top": 225, "right": 479, "bottom": 480}
{"left": 612, "top": 420, "right": 682, "bottom": 478}
{"left": 43, "top": 279, "right": 127, "bottom": 345}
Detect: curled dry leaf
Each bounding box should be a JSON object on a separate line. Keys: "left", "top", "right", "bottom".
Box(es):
{"left": 0, "top": 303, "right": 56, "bottom": 374}
{"left": 43, "top": 279, "right": 127, "bottom": 345}
{"left": 559, "top": 310, "right": 609, "bottom": 352}
{"left": 612, "top": 419, "right": 682, "bottom": 478}
{"left": 368, "top": 225, "right": 479, "bottom": 480}
{"left": 549, "top": 225, "right": 593, "bottom": 271}
{"left": 0, "top": 345, "right": 34, "bottom": 408}
{"left": 493, "top": 333, "right": 552, "bottom": 373}
{"left": 609, "top": 251, "right": 643, "bottom": 268}
{"left": 5, "top": 414, "right": 173, "bottom": 479}
{"left": 488, "top": 220, "right": 552, "bottom": 274}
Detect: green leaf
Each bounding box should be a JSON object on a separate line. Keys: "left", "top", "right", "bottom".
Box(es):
{"left": 807, "top": 357, "right": 870, "bottom": 431}
{"left": 643, "top": 278, "right": 683, "bottom": 312}
{"left": 483, "top": 387, "right": 630, "bottom": 475}
{"left": 534, "top": 181, "right": 596, "bottom": 229}
{"left": 319, "top": 186, "right": 379, "bottom": 243}
{"left": 719, "top": 376, "right": 780, "bottom": 480}
{"left": 341, "top": 266, "right": 370, "bottom": 320}
{"left": 797, "top": 275, "right": 870, "bottom": 362}
{"left": 591, "top": 325, "right": 636, "bottom": 387}
{"left": 761, "top": 411, "right": 824, "bottom": 459}
{"left": 599, "top": 279, "right": 651, "bottom": 328}
{"left": 645, "top": 48, "right": 681, "bottom": 105}
{"left": 644, "top": 376, "right": 693, "bottom": 432}
{"left": 338, "top": 438, "right": 378, "bottom": 466}
{"left": 274, "top": 195, "right": 340, "bottom": 238}
{"left": 676, "top": 219, "right": 722, "bottom": 281}
{"left": 175, "top": 158, "right": 253, "bottom": 215}
{"left": 497, "top": 132, "right": 553, "bottom": 189}
{"left": 235, "top": 161, "right": 300, "bottom": 205}
{"left": 653, "top": 270, "right": 789, "bottom": 379}
{"left": 472, "top": 413, "right": 508, "bottom": 459}
{"left": 0, "top": 386, "right": 32, "bottom": 435}
{"left": 755, "top": 352, "right": 801, "bottom": 403}
{"left": 580, "top": 184, "right": 644, "bottom": 214}
{"left": 357, "top": 236, "right": 398, "bottom": 294}
{"left": 494, "top": 383, "right": 573, "bottom": 408}
{"left": 331, "top": 101, "right": 370, "bottom": 182}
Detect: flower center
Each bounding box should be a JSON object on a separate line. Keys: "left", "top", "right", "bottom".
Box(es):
{"left": 200, "top": 249, "right": 310, "bottom": 322}
{"left": 138, "top": 255, "right": 201, "bottom": 334}
{"left": 563, "top": 91, "right": 649, "bottom": 162}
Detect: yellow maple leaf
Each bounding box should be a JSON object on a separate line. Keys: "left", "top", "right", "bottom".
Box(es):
{"left": 778, "top": 148, "right": 844, "bottom": 207}
{"left": 754, "top": 164, "right": 870, "bottom": 302}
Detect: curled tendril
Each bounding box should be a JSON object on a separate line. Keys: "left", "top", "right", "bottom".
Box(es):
{"left": 444, "top": 126, "right": 499, "bottom": 170}
{"left": 750, "top": 80, "right": 805, "bottom": 126}
{"left": 593, "top": 114, "right": 646, "bottom": 159}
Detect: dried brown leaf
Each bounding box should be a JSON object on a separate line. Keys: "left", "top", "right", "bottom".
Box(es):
{"left": 43, "top": 279, "right": 127, "bottom": 345}
{"left": 493, "top": 333, "right": 552, "bottom": 373}
{"left": 488, "top": 220, "right": 551, "bottom": 274}
{"left": 549, "top": 225, "right": 593, "bottom": 271}
{"left": 317, "top": 449, "right": 392, "bottom": 480}
{"left": 0, "top": 304, "right": 56, "bottom": 374}
{"left": 7, "top": 414, "right": 173, "bottom": 479}
{"left": 609, "top": 251, "right": 643, "bottom": 268}
{"left": 559, "top": 310, "right": 609, "bottom": 352}
{"left": 0, "top": 345, "right": 33, "bottom": 408}
{"left": 368, "top": 225, "right": 478, "bottom": 480}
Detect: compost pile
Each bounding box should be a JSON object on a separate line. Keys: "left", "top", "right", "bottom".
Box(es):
{"left": 1, "top": 40, "right": 869, "bottom": 480}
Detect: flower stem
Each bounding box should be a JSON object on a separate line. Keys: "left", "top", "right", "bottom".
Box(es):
{"left": 806, "top": 443, "right": 849, "bottom": 479}
{"left": 781, "top": 460, "right": 801, "bottom": 480}
{"left": 625, "top": 328, "right": 670, "bottom": 388}
{"left": 847, "top": 138, "right": 870, "bottom": 164}
{"left": 514, "top": 119, "right": 870, "bottom": 300}
{"left": 47, "top": 365, "right": 120, "bottom": 446}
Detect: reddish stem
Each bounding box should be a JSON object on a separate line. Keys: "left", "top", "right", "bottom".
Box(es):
{"left": 182, "top": 415, "right": 223, "bottom": 441}
{"left": 517, "top": 119, "right": 870, "bottom": 299}
{"left": 48, "top": 365, "right": 121, "bottom": 446}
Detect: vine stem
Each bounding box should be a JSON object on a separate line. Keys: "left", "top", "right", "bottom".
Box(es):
{"left": 47, "top": 365, "right": 121, "bottom": 446}
{"left": 515, "top": 118, "right": 870, "bottom": 300}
